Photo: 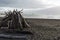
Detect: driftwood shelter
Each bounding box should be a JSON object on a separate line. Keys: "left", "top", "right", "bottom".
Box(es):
{"left": 0, "top": 9, "right": 33, "bottom": 40}
{"left": 0, "top": 9, "right": 30, "bottom": 32}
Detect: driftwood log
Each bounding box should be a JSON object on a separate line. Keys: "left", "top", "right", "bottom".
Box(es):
{"left": 0, "top": 9, "right": 30, "bottom": 31}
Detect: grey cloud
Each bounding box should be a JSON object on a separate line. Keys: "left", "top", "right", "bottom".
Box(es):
{"left": 0, "top": 0, "right": 46, "bottom": 8}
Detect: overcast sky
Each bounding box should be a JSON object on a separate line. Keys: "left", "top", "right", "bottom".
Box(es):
{"left": 0, "top": 0, "right": 59, "bottom": 8}
{"left": 0, "top": 0, "right": 60, "bottom": 19}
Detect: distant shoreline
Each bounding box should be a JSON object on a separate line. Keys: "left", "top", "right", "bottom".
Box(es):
{"left": 25, "top": 18, "right": 60, "bottom": 20}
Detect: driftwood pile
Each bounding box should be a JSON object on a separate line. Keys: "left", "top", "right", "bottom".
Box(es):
{"left": 0, "top": 9, "right": 30, "bottom": 31}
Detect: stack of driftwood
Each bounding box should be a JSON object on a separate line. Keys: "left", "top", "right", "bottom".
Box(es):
{"left": 0, "top": 9, "right": 30, "bottom": 31}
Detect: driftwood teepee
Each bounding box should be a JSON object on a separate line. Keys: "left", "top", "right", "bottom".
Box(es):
{"left": 0, "top": 9, "right": 30, "bottom": 31}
